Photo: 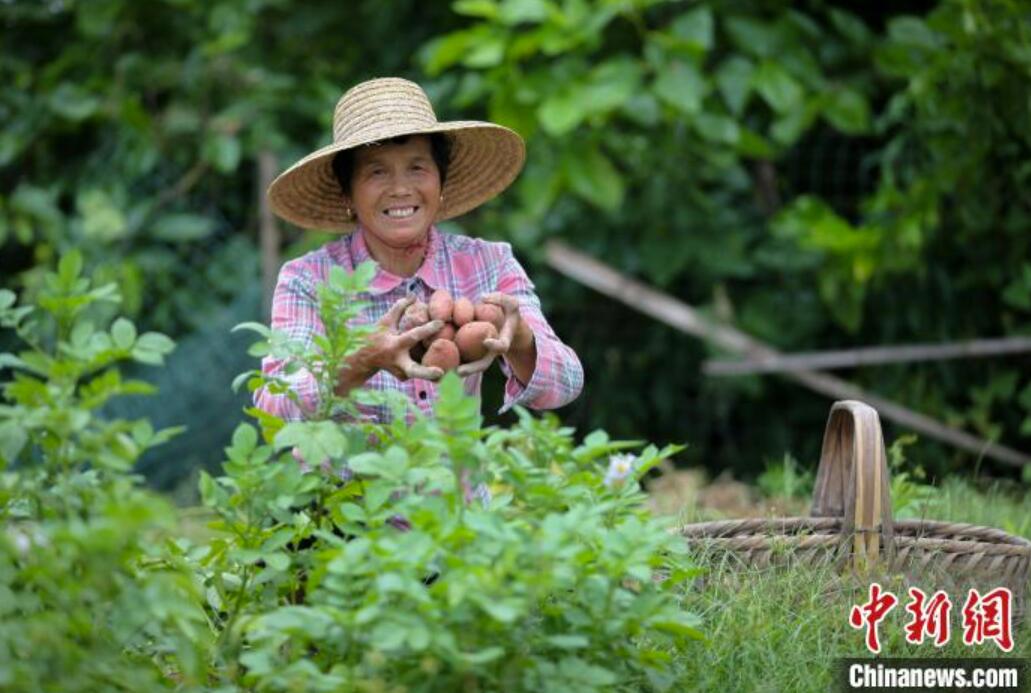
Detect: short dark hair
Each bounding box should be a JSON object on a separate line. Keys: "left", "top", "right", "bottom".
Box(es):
{"left": 331, "top": 133, "right": 453, "bottom": 197}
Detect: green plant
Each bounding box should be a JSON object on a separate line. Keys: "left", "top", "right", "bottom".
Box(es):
{"left": 189, "top": 261, "right": 702, "bottom": 691}
{"left": 0, "top": 251, "right": 211, "bottom": 690}
{"left": 886, "top": 434, "right": 940, "bottom": 519}
{"left": 756, "top": 452, "right": 814, "bottom": 500}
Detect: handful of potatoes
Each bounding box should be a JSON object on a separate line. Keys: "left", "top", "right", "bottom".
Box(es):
{"left": 401, "top": 289, "right": 506, "bottom": 374}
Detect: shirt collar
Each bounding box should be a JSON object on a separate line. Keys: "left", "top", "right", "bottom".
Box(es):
{"left": 347, "top": 225, "right": 446, "bottom": 295}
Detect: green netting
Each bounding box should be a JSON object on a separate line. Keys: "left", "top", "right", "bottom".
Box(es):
{"left": 106, "top": 283, "right": 262, "bottom": 491}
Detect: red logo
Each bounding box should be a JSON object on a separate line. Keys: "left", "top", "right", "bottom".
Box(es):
{"left": 849, "top": 582, "right": 899, "bottom": 653}
{"left": 961, "top": 587, "right": 1013, "bottom": 652}
{"left": 903, "top": 587, "right": 952, "bottom": 647}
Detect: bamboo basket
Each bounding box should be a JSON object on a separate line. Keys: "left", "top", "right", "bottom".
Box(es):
{"left": 680, "top": 400, "right": 1031, "bottom": 616}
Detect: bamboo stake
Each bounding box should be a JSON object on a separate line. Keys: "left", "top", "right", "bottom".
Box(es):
{"left": 543, "top": 240, "right": 1031, "bottom": 468}
{"left": 258, "top": 152, "right": 280, "bottom": 317}
{"left": 703, "top": 337, "right": 1031, "bottom": 375}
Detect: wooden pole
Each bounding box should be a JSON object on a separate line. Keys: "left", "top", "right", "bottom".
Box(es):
{"left": 543, "top": 240, "right": 1031, "bottom": 468}
{"left": 258, "top": 151, "right": 280, "bottom": 317}
{"left": 703, "top": 337, "right": 1031, "bottom": 375}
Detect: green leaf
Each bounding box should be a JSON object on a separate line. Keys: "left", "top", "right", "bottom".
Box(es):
{"left": 565, "top": 146, "right": 624, "bottom": 212}
{"left": 58, "top": 251, "right": 84, "bottom": 285}
{"left": 453, "top": 0, "right": 498, "bottom": 19}
{"left": 887, "top": 16, "right": 939, "bottom": 50}
{"left": 232, "top": 321, "right": 272, "bottom": 338}
{"left": 822, "top": 88, "right": 870, "bottom": 134}
{"left": 463, "top": 35, "right": 505, "bottom": 68}
{"left": 829, "top": 8, "right": 872, "bottom": 48}
{"left": 203, "top": 133, "right": 241, "bottom": 173}
{"left": 263, "top": 552, "right": 290, "bottom": 571}
{"left": 48, "top": 83, "right": 100, "bottom": 121}
{"left": 715, "top": 56, "right": 754, "bottom": 116}
{"left": 694, "top": 113, "right": 740, "bottom": 145}
{"left": 232, "top": 424, "right": 258, "bottom": 452}
{"left": 538, "top": 88, "right": 589, "bottom": 136}
{"left": 545, "top": 634, "right": 589, "bottom": 649}
{"left": 370, "top": 621, "right": 408, "bottom": 650}
{"left": 459, "top": 646, "right": 505, "bottom": 664}
{"left": 275, "top": 421, "right": 348, "bottom": 463}
{"left": 134, "top": 332, "right": 175, "bottom": 354}
{"left": 478, "top": 597, "right": 523, "bottom": 623}
{"left": 0, "top": 421, "right": 28, "bottom": 465}
{"left": 669, "top": 6, "right": 713, "bottom": 51}
{"left": 77, "top": 189, "right": 128, "bottom": 242}
{"left": 498, "top": 0, "right": 549, "bottom": 25}
{"left": 653, "top": 61, "right": 709, "bottom": 115}
{"left": 725, "top": 16, "right": 781, "bottom": 58}
{"left": 152, "top": 214, "right": 216, "bottom": 243}
{"left": 111, "top": 318, "right": 137, "bottom": 349}
{"left": 753, "top": 61, "right": 803, "bottom": 113}
{"left": 421, "top": 29, "right": 478, "bottom": 76}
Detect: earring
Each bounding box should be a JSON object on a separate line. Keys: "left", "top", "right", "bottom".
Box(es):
{"left": 344, "top": 205, "right": 353, "bottom": 220}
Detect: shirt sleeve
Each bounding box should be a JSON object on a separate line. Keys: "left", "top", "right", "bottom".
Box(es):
{"left": 492, "top": 243, "right": 584, "bottom": 414}
{"left": 253, "top": 260, "right": 322, "bottom": 421}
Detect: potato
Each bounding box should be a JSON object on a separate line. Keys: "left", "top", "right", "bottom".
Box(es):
{"left": 422, "top": 338, "right": 460, "bottom": 372}
{"left": 454, "top": 321, "right": 498, "bottom": 362}
{"left": 428, "top": 289, "right": 454, "bottom": 322}
{"left": 422, "top": 321, "right": 456, "bottom": 348}
{"left": 474, "top": 302, "right": 505, "bottom": 331}
{"left": 452, "top": 297, "right": 475, "bottom": 326}
{"left": 399, "top": 301, "right": 429, "bottom": 332}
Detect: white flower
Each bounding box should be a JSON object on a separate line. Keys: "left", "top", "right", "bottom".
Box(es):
{"left": 604, "top": 453, "right": 638, "bottom": 488}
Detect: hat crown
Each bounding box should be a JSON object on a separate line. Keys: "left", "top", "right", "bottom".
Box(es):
{"left": 332, "top": 78, "right": 440, "bottom": 144}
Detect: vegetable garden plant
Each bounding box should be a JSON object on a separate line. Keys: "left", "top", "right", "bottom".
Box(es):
{"left": 0, "top": 254, "right": 701, "bottom": 691}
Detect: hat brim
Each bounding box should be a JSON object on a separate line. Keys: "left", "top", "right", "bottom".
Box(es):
{"left": 267, "top": 121, "right": 526, "bottom": 231}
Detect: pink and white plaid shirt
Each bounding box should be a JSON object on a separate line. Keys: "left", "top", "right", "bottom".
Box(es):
{"left": 255, "top": 226, "right": 583, "bottom": 423}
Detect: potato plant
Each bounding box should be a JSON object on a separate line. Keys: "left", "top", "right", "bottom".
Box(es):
{"left": 201, "top": 270, "right": 703, "bottom": 691}
{"left": 0, "top": 257, "right": 702, "bottom": 691}
{"left": 0, "top": 253, "right": 210, "bottom": 691}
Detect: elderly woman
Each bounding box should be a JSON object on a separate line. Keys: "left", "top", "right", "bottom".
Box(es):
{"left": 256, "top": 78, "right": 583, "bottom": 423}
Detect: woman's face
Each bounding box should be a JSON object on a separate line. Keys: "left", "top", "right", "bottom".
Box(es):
{"left": 346, "top": 135, "right": 442, "bottom": 250}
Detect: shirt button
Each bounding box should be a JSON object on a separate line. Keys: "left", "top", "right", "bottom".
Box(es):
{"left": 418, "top": 390, "right": 427, "bottom": 400}
{"left": 406, "top": 279, "right": 418, "bottom": 292}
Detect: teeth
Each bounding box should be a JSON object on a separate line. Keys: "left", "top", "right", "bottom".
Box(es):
{"left": 385, "top": 207, "right": 416, "bottom": 218}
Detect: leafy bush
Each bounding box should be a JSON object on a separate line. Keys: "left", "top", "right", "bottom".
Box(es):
{"left": 0, "top": 252, "right": 210, "bottom": 690}
{"left": 186, "top": 262, "right": 702, "bottom": 691}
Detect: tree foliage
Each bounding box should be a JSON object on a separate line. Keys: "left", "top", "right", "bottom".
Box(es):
{"left": 2, "top": 0, "right": 1029, "bottom": 480}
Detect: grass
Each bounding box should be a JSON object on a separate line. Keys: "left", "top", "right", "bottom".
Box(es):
{"left": 665, "top": 471, "right": 1031, "bottom": 692}
{"left": 173, "top": 462, "right": 1029, "bottom": 691}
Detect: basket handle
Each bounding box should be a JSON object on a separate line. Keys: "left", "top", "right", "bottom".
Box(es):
{"left": 810, "top": 400, "right": 894, "bottom": 570}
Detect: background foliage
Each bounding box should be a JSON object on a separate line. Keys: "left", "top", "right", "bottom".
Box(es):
{"left": 2, "top": 0, "right": 1030, "bottom": 487}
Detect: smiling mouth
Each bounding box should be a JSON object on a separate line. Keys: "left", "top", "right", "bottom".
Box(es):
{"left": 383, "top": 206, "right": 418, "bottom": 219}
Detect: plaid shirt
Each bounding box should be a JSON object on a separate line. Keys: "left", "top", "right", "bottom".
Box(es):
{"left": 255, "top": 226, "right": 583, "bottom": 423}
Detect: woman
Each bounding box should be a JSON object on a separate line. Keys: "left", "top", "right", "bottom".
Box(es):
{"left": 256, "top": 77, "right": 583, "bottom": 423}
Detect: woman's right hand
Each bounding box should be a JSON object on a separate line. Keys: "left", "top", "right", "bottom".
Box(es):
{"left": 335, "top": 295, "right": 444, "bottom": 395}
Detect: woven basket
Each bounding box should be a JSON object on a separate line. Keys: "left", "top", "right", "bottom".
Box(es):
{"left": 680, "top": 400, "right": 1031, "bottom": 615}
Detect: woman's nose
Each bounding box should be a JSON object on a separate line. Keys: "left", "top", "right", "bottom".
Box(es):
{"left": 386, "top": 172, "right": 413, "bottom": 195}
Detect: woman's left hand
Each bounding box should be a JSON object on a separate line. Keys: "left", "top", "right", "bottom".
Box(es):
{"left": 456, "top": 292, "right": 530, "bottom": 377}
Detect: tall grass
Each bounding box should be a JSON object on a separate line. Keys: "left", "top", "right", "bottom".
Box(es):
{"left": 671, "top": 474, "right": 1030, "bottom": 692}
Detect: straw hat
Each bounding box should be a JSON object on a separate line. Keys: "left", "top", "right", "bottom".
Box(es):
{"left": 267, "top": 77, "right": 526, "bottom": 231}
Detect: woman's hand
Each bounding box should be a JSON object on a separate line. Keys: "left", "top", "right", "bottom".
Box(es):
{"left": 456, "top": 292, "right": 535, "bottom": 380}
{"left": 336, "top": 295, "right": 444, "bottom": 395}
